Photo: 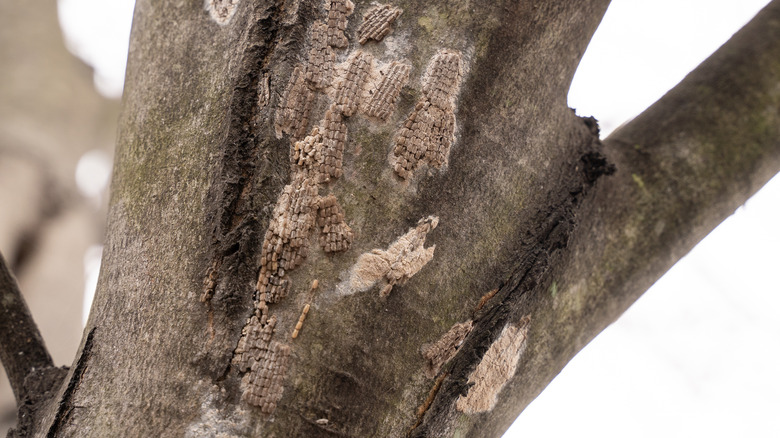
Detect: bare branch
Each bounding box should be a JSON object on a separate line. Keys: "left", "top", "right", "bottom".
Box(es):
{"left": 418, "top": 3, "right": 780, "bottom": 435}
{"left": 0, "top": 250, "right": 53, "bottom": 405}
{"left": 503, "top": 0, "right": 780, "bottom": 425}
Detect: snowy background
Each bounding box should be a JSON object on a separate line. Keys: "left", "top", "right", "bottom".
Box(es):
{"left": 56, "top": 0, "right": 780, "bottom": 436}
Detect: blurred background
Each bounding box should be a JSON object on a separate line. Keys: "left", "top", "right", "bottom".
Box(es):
{"left": 0, "top": 0, "right": 777, "bottom": 435}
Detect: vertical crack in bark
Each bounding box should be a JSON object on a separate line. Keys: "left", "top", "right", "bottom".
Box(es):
{"left": 421, "top": 321, "right": 474, "bottom": 379}
{"left": 198, "top": 0, "right": 290, "bottom": 381}
{"left": 408, "top": 116, "right": 615, "bottom": 437}
{"left": 201, "top": 1, "right": 286, "bottom": 301}
{"left": 46, "top": 328, "right": 96, "bottom": 438}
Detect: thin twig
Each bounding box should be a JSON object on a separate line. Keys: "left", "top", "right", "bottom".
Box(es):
{"left": 0, "top": 250, "right": 53, "bottom": 405}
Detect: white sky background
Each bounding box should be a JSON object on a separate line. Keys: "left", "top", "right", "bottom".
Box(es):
{"left": 56, "top": 0, "right": 780, "bottom": 436}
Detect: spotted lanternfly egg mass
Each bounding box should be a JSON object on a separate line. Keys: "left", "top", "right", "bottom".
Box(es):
{"left": 366, "top": 61, "right": 411, "bottom": 121}
{"left": 392, "top": 50, "right": 463, "bottom": 179}
{"left": 325, "top": 0, "right": 355, "bottom": 48}
{"left": 306, "top": 22, "right": 336, "bottom": 90}
{"left": 275, "top": 66, "right": 317, "bottom": 140}
{"left": 317, "top": 194, "right": 354, "bottom": 253}
{"left": 231, "top": 0, "right": 468, "bottom": 415}
{"left": 334, "top": 51, "right": 373, "bottom": 117}
{"left": 358, "top": 4, "right": 402, "bottom": 44}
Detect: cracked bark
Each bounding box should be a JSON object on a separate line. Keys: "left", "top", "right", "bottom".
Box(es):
{"left": 11, "top": 0, "right": 780, "bottom": 436}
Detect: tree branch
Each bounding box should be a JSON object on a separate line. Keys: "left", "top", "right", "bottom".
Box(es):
{"left": 0, "top": 250, "right": 53, "bottom": 405}
{"left": 41, "top": 0, "right": 780, "bottom": 435}
{"left": 593, "top": 0, "right": 780, "bottom": 297}
{"left": 499, "top": 0, "right": 780, "bottom": 426}
{"left": 415, "top": 3, "right": 780, "bottom": 435}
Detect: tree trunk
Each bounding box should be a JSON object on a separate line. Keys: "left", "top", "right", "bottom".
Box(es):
{"left": 16, "top": 0, "right": 780, "bottom": 436}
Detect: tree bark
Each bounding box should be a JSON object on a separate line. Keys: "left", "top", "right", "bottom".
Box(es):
{"left": 16, "top": 0, "right": 780, "bottom": 437}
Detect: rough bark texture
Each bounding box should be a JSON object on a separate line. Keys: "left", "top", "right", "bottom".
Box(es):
{"left": 13, "top": 0, "right": 780, "bottom": 437}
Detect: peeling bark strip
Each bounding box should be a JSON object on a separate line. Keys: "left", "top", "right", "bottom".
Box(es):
{"left": 358, "top": 4, "right": 402, "bottom": 44}
{"left": 206, "top": 0, "right": 240, "bottom": 24}
{"left": 325, "top": 0, "right": 354, "bottom": 48}
{"left": 392, "top": 50, "right": 463, "bottom": 179}
{"left": 365, "top": 61, "right": 411, "bottom": 120}
{"left": 421, "top": 320, "right": 473, "bottom": 379}
{"left": 341, "top": 216, "right": 438, "bottom": 297}
{"left": 456, "top": 316, "right": 531, "bottom": 414}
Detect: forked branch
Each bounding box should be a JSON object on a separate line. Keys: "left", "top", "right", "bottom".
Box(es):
{"left": 0, "top": 251, "right": 54, "bottom": 405}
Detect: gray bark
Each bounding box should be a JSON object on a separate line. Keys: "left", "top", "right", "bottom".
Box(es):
{"left": 6, "top": 0, "right": 780, "bottom": 436}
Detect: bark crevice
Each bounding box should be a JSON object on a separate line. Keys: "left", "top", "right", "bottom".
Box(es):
{"left": 42, "top": 328, "right": 95, "bottom": 438}
{"left": 409, "top": 115, "right": 614, "bottom": 436}
{"left": 197, "top": 0, "right": 301, "bottom": 381}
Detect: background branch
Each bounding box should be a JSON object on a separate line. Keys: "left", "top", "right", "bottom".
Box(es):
{"left": 0, "top": 251, "right": 53, "bottom": 405}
